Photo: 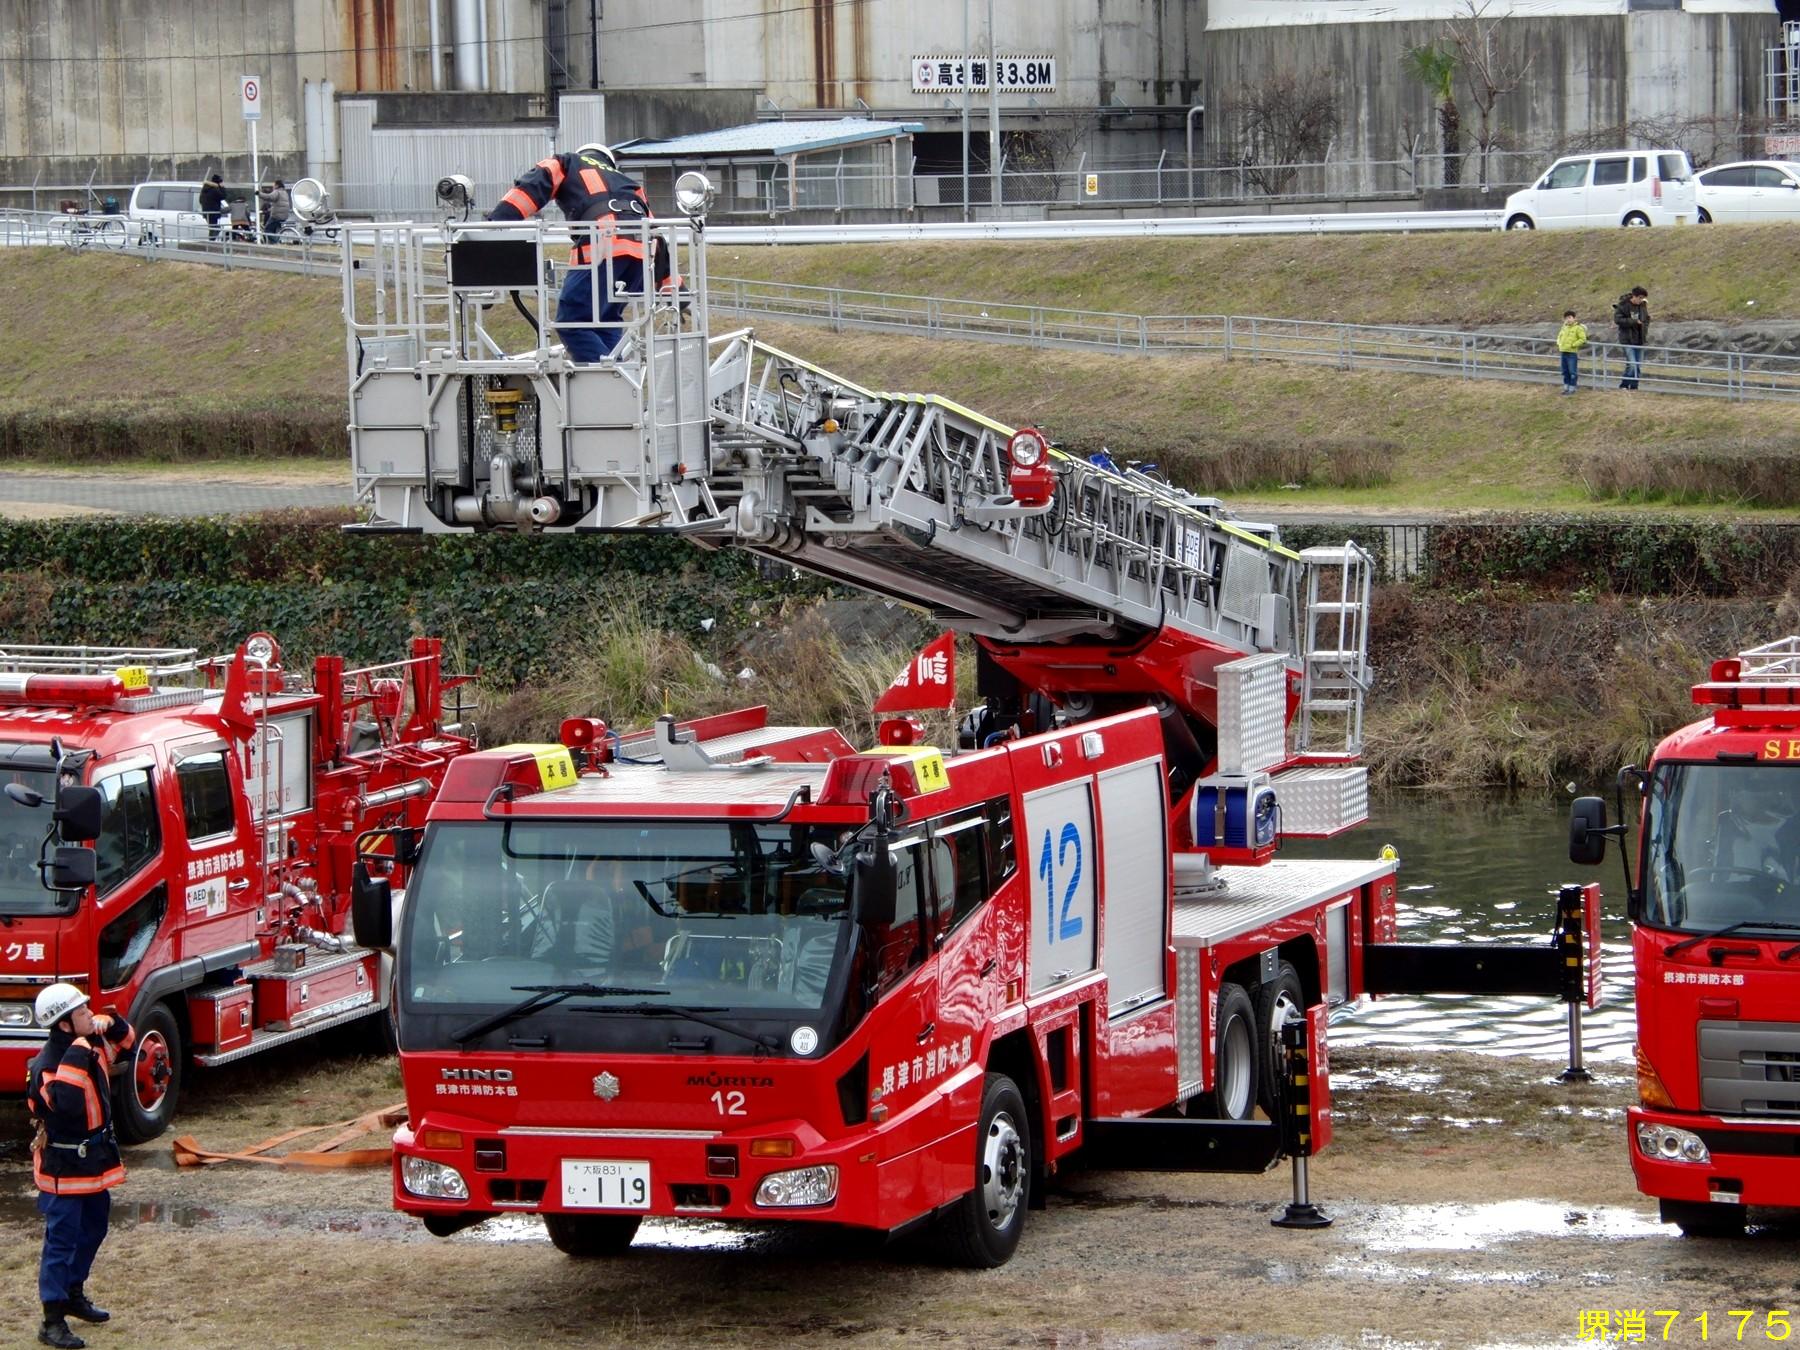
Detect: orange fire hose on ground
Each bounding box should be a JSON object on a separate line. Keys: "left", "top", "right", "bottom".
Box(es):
{"left": 171, "top": 1104, "right": 407, "bottom": 1169}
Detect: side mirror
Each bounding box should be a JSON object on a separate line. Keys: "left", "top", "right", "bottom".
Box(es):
{"left": 393, "top": 829, "right": 422, "bottom": 869}
{"left": 1569, "top": 796, "right": 1608, "bottom": 866}
{"left": 47, "top": 846, "right": 96, "bottom": 893}
{"left": 853, "top": 844, "right": 897, "bottom": 929}
{"left": 53, "top": 785, "right": 104, "bottom": 843}
{"left": 351, "top": 863, "right": 394, "bottom": 949}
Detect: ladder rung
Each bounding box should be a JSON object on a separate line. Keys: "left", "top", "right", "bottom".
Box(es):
{"left": 1307, "top": 650, "right": 1362, "bottom": 664}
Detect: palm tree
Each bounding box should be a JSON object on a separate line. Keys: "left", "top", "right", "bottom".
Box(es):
{"left": 1403, "top": 44, "right": 1462, "bottom": 187}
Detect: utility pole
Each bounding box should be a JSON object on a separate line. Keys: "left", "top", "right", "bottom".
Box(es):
{"left": 988, "top": 0, "right": 1001, "bottom": 211}
{"left": 589, "top": 0, "right": 601, "bottom": 87}
{"left": 961, "top": 0, "right": 970, "bottom": 220}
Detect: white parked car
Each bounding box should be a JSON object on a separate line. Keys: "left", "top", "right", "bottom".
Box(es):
{"left": 1693, "top": 161, "right": 1800, "bottom": 224}
{"left": 1502, "top": 150, "right": 1697, "bottom": 230}
{"left": 126, "top": 180, "right": 213, "bottom": 243}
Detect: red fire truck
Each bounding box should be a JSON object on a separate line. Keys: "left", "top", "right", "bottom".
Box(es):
{"left": 0, "top": 634, "right": 473, "bottom": 1142}
{"left": 1572, "top": 636, "right": 1800, "bottom": 1236}
{"left": 340, "top": 209, "right": 1596, "bottom": 1264}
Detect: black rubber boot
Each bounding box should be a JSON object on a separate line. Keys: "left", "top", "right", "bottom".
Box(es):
{"left": 65, "top": 1287, "right": 109, "bottom": 1324}
{"left": 37, "top": 1303, "right": 86, "bottom": 1350}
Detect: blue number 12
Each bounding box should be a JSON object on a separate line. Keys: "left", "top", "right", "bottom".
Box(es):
{"left": 1037, "top": 823, "right": 1085, "bottom": 944}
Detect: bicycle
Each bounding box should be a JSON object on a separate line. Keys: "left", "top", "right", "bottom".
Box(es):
{"left": 57, "top": 207, "right": 128, "bottom": 252}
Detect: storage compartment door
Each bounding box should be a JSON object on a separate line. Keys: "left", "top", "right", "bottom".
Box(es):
{"left": 1097, "top": 761, "right": 1168, "bottom": 1017}
{"left": 1023, "top": 780, "right": 1097, "bottom": 994}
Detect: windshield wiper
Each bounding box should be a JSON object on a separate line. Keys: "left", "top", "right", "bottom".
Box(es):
{"left": 450, "top": 983, "right": 667, "bottom": 1045}
{"left": 578, "top": 1001, "right": 782, "bottom": 1054}
{"left": 1665, "top": 920, "right": 1800, "bottom": 958}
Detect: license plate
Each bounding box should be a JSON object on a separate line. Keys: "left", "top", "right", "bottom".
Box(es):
{"left": 560, "top": 1159, "right": 651, "bottom": 1210}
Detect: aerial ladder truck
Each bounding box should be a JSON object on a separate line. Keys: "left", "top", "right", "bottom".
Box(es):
{"left": 338, "top": 179, "right": 1598, "bottom": 1265}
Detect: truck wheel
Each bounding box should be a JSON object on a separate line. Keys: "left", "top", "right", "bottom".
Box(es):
{"left": 543, "top": 1213, "right": 641, "bottom": 1256}
{"left": 1659, "top": 1198, "right": 1745, "bottom": 1238}
{"left": 939, "top": 1072, "right": 1031, "bottom": 1268}
{"left": 113, "top": 1002, "right": 182, "bottom": 1144}
{"left": 1255, "top": 962, "right": 1305, "bottom": 1118}
{"left": 1191, "top": 983, "right": 1259, "bottom": 1122}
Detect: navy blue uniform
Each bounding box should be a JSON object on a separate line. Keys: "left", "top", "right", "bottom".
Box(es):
{"left": 490, "top": 150, "right": 674, "bottom": 361}
{"left": 27, "top": 1016, "right": 133, "bottom": 1305}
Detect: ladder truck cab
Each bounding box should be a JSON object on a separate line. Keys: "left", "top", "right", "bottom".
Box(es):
{"left": 1572, "top": 637, "right": 1800, "bottom": 1237}
{"left": 0, "top": 635, "right": 474, "bottom": 1143}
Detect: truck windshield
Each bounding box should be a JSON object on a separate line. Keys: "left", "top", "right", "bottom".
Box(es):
{"left": 1644, "top": 763, "right": 1800, "bottom": 934}
{"left": 0, "top": 762, "right": 61, "bottom": 917}
{"left": 401, "top": 819, "right": 856, "bottom": 1016}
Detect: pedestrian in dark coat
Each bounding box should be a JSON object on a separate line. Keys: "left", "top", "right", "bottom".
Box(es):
{"left": 1614, "top": 285, "right": 1649, "bottom": 390}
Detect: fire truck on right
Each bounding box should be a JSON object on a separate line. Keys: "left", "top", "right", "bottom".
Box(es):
{"left": 1572, "top": 636, "right": 1800, "bottom": 1237}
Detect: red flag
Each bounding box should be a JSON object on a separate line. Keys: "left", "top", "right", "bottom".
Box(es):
{"left": 873, "top": 632, "right": 956, "bottom": 712}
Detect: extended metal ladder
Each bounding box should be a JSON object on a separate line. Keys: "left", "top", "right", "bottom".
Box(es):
{"left": 1293, "top": 543, "right": 1374, "bottom": 758}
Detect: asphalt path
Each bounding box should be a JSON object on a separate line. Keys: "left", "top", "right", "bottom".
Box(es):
{"left": 0, "top": 472, "right": 352, "bottom": 519}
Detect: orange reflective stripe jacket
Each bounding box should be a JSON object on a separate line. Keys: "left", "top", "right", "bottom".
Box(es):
{"left": 487, "top": 151, "right": 656, "bottom": 267}
{"left": 26, "top": 1015, "right": 133, "bottom": 1195}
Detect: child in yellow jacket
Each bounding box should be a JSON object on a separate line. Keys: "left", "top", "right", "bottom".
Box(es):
{"left": 1557, "top": 310, "right": 1588, "bottom": 395}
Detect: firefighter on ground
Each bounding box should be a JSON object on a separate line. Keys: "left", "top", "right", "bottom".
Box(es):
{"left": 26, "top": 983, "right": 133, "bottom": 1349}
{"left": 488, "top": 143, "right": 677, "bottom": 362}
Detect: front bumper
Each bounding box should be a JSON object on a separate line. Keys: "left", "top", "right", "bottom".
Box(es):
{"left": 1627, "top": 1105, "right": 1800, "bottom": 1210}
{"left": 392, "top": 1110, "right": 971, "bottom": 1235}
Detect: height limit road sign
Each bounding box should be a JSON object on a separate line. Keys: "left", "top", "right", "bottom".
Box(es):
{"left": 241, "top": 76, "right": 262, "bottom": 122}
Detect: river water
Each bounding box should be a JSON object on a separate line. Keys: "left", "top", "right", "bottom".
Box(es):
{"left": 1283, "top": 791, "right": 1637, "bottom": 1064}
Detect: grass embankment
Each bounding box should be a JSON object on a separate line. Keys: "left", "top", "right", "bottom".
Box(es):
{"left": 716, "top": 224, "right": 1800, "bottom": 326}
{"left": 8, "top": 229, "right": 1800, "bottom": 509}
{"left": 0, "top": 250, "right": 343, "bottom": 462}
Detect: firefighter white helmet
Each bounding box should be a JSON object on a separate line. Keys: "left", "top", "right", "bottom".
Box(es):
{"left": 575, "top": 143, "right": 618, "bottom": 170}
{"left": 34, "top": 982, "right": 89, "bottom": 1029}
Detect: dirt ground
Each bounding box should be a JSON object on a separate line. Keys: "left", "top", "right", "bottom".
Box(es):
{"left": 1, "top": 1043, "right": 1796, "bottom": 1350}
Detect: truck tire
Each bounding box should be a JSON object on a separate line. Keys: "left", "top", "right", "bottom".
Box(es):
{"left": 1660, "top": 1198, "right": 1745, "bottom": 1238}
{"left": 1190, "top": 983, "right": 1258, "bottom": 1122}
{"left": 114, "top": 1002, "right": 182, "bottom": 1144}
{"left": 1255, "top": 962, "right": 1305, "bottom": 1118}
{"left": 938, "top": 1072, "right": 1031, "bottom": 1268}
{"left": 543, "top": 1213, "right": 642, "bottom": 1256}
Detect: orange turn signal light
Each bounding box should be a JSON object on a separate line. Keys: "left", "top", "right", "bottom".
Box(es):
{"left": 1635, "top": 1044, "right": 1675, "bottom": 1110}
{"left": 749, "top": 1139, "right": 796, "bottom": 1158}
{"left": 419, "top": 1129, "right": 464, "bottom": 1150}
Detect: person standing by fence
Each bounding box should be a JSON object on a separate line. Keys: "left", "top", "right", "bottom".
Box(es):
{"left": 199, "top": 173, "right": 228, "bottom": 241}
{"left": 1613, "top": 286, "right": 1649, "bottom": 390}
{"left": 1556, "top": 310, "right": 1588, "bottom": 395}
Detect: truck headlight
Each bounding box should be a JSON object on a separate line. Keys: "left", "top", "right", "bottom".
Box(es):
{"left": 402, "top": 1154, "right": 470, "bottom": 1200}
{"left": 1636, "top": 1122, "right": 1710, "bottom": 1165}
{"left": 0, "top": 1002, "right": 36, "bottom": 1027}
{"left": 753, "top": 1165, "right": 838, "bottom": 1208}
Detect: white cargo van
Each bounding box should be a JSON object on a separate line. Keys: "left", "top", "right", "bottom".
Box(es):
{"left": 126, "top": 181, "right": 212, "bottom": 243}
{"left": 1502, "top": 150, "right": 1696, "bottom": 230}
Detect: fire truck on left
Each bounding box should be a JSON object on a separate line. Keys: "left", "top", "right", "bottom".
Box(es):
{"left": 0, "top": 635, "right": 474, "bottom": 1142}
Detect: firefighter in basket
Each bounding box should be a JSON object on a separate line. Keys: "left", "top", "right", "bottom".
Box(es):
{"left": 26, "top": 983, "right": 134, "bottom": 1349}
{"left": 487, "top": 142, "right": 678, "bottom": 362}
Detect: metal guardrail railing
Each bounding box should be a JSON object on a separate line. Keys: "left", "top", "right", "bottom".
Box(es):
{"left": 7, "top": 211, "right": 1787, "bottom": 403}
{"left": 707, "top": 277, "right": 1800, "bottom": 403}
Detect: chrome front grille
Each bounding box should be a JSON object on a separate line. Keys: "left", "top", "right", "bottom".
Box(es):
{"left": 1699, "top": 1021, "right": 1800, "bottom": 1116}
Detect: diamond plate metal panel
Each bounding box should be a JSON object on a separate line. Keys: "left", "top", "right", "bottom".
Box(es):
{"left": 1219, "top": 542, "right": 1272, "bottom": 625}
{"left": 1271, "top": 765, "right": 1369, "bottom": 836}
{"left": 1176, "top": 948, "right": 1203, "bottom": 1101}
{"left": 1171, "top": 858, "right": 1392, "bottom": 948}
{"left": 1217, "top": 653, "right": 1289, "bottom": 775}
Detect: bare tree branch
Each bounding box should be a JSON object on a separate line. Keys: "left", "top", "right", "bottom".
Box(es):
{"left": 1229, "top": 69, "right": 1340, "bottom": 196}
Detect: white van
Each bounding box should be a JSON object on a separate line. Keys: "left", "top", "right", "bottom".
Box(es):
{"left": 126, "top": 181, "right": 213, "bottom": 243}
{"left": 1502, "top": 150, "right": 1696, "bottom": 230}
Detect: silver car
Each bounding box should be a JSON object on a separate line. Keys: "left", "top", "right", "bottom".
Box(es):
{"left": 1693, "top": 161, "right": 1800, "bottom": 224}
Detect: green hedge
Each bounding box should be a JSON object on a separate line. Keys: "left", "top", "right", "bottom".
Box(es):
{"left": 0, "top": 408, "right": 345, "bottom": 462}
{"left": 0, "top": 514, "right": 831, "bottom": 685}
